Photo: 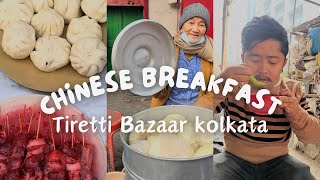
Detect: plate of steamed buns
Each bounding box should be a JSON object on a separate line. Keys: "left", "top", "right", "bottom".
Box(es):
{"left": 0, "top": 0, "right": 106, "bottom": 92}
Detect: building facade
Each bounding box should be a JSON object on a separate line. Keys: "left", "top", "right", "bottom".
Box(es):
{"left": 246, "top": 0, "right": 304, "bottom": 31}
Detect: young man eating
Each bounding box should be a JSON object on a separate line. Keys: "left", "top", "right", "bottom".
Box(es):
{"left": 213, "top": 15, "right": 320, "bottom": 180}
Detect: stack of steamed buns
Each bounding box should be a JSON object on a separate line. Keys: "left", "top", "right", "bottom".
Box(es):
{"left": 129, "top": 114, "right": 214, "bottom": 159}
{"left": 0, "top": 0, "right": 106, "bottom": 77}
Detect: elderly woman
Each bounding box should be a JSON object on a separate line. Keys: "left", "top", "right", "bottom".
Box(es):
{"left": 150, "top": 3, "right": 214, "bottom": 109}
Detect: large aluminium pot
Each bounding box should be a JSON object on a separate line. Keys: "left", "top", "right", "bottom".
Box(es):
{"left": 120, "top": 105, "right": 221, "bottom": 180}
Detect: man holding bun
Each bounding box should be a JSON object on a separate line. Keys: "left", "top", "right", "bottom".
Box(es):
{"left": 213, "top": 15, "right": 320, "bottom": 180}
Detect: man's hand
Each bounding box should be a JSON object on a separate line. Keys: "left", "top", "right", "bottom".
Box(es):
{"left": 278, "top": 89, "right": 302, "bottom": 118}
{"left": 219, "top": 64, "right": 254, "bottom": 94}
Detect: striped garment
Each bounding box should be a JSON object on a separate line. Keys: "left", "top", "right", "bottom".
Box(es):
{"left": 213, "top": 78, "right": 320, "bottom": 164}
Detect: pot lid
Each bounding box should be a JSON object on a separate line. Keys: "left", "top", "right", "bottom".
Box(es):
{"left": 112, "top": 19, "right": 176, "bottom": 96}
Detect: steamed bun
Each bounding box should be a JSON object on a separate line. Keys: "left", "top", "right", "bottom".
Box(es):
{"left": 81, "top": 0, "right": 106, "bottom": 23}
{"left": 194, "top": 144, "right": 214, "bottom": 157}
{"left": 30, "top": 0, "right": 53, "bottom": 13}
{"left": 160, "top": 114, "right": 186, "bottom": 131}
{"left": 0, "top": 0, "right": 34, "bottom": 30}
{"left": 147, "top": 133, "right": 194, "bottom": 158}
{"left": 197, "top": 131, "right": 213, "bottom": 147}
{"left": 54, "top": 0, "right": 82, "bottom": 24}
{"left": 130, "top": 140, "right": 149, "bottom": 154}
{"left": 129, "top": 130, "right": 149, "bottom": 145}
{"left": 31, "top": 8, "right": 64, "bottom": 38}
{"left": 30, "top": 36, "right": 71, "bottom": 72}
{"left": 178, "top": 123, "right": 198, "bottom": 151}
{"left": 67, "top": 16, "right": 102, "bottom": 44}
{"left": 70, "top": 38, "right": 106, "bottom": 77}
{"left": 163, "top": 114, "right": 186, "bottom": 123}
{"left": 2, "top": 22, "right": 35, "bottom": 59}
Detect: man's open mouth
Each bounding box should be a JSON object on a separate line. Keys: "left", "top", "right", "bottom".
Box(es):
{"left": 252, "top": 75, "right": 272, "bottom": 83}
{"left": 256, "top": 78, "right": 270, "bottom": 82}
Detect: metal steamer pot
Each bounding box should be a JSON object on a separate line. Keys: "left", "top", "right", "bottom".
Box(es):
{"left": 120, "top": 105, "right": 220, "bottom": 180}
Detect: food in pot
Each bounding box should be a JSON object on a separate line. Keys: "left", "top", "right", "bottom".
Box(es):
{"left": 194, "top": 144, "right": 214, "bottom": 157}
{"left": 30, "top": 36, "right": 71, "bottom": 72}
{"left": 177, "top": 123, "right": 198, "bottom": 151}
{"left": 129, "top": 130, "right": 149, "bottom": 145}
{"left": 128, "top": 114, "right": 187, "bottom": 144}
{"left": 197, "top": 130, "right": 213, "bottom": 147}
{"left": 2, "top": 22, "right": 36, "bottom": 59}
{"left": 161, "top": 114, "right": 186, "bottom": 130}
{"left": 130, "top": 140, "right": 149, "bottom": 154}
{"left": 147, "top": 133, "right": 194, "bottom": 158}
{"left": 129, "top": 114, "right": 214, "bottom": 158}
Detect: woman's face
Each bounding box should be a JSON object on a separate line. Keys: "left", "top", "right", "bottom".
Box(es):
{"left": 181, "top": 17, "right": 206, "bottom": 42}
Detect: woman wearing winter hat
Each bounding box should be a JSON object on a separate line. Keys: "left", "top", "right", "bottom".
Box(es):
{"left": 150, "top": 3, "right": 214, "bottom": 110}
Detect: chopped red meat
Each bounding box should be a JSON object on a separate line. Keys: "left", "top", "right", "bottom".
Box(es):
{"left": 5, "top": 169, "right": 21, "bottom": 180}
{"left": 24, "top": 153, "right": 45, "bottom": 168}
{"left": 80, "top": 144, "right": 93, "bottom": 169}
{"left": 0, "top": 114, "right": 96, "bottom": 180}
{"left": 44, "top": 151, "right": 67, "bottom": 178}
{"left": 26, "top": 139, "right": 46, "bottom": 156}
{"left": 12, "top": 133, "right": 30, "bottom": 151}
{"left": 26, "top": 139, "right": 46, "bottom": 159}
{"left": 68, "top": 170, "right": 81, "bottom": 180}
{"left": 22, "top": 166, "right": 43, "bottom": 180}
{"left": 0, "top": 143, "right": 11, "bottom": 157}
{"left": 43, "top": 138, "right": 54, "bottom": 154}
{"left": 0, "top": 154, "right": 6, "bottom": 162}
{"left": 61, "top": 142, "right": 82, "bottom": 160}
{"left": 80, "top": 164, "right": 94, "bottom": 180}
{"left": 0, "top": 126, "right": 6, "bottom": 145}
{"left": 7, "top": 157, "right": 22, "bottom": 171}
{"left": 44, "top": 171, "right": 67, "bottom": 180}
{"left": 0, "top": 162, "right": 7, "bottom": 175}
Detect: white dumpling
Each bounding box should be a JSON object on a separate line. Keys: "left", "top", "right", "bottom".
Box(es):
{"left": 159, "top": 114, "right": 186, "bottom": 131}
{"left": 129, "top": 130, "right": 149, "bottom": 144}
{"left": 197, "top": 131, "right": 213, "bottom": 147}
{"left": 129, "top": 124, "right": 157, "bottom": 144}
{"left": 30, "top": 36, "right": 71, "bottom": 72}
{"left": 163, "top": 114, "right": 186, "bottom": 124}
{"left": 67, "top": 16, "right": 102, "bottom": 45}
{"left": 130, "top": 140, "right": 149, "bottom": 154}
{"left": 70, "top": 38, "right": 106, "bottom": 77}
{"left": 0, "top": 0, "right": 34, "bottom": 30}
{"left": 178, "top": 123, "right": 199, "bottom": 151}
{"left": 30, "top": 0, "right": 53, "bottom": 13}
{"left": 2, "top": 22, "right": 35, "bottom": 59}
{"left": 53, "top": 0, "right": 82, "bottom": 24}
{"left": 194, "top": 144, "right": 214, "bottom": 157}
{"left": 81, "top": 0, "right": 106, "bottom": 23}
{"left": 31, "top": 8, "right": 64, "bottom": 38}
{"left": 147, "top": 133, "right": 194, "bottom": 158}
